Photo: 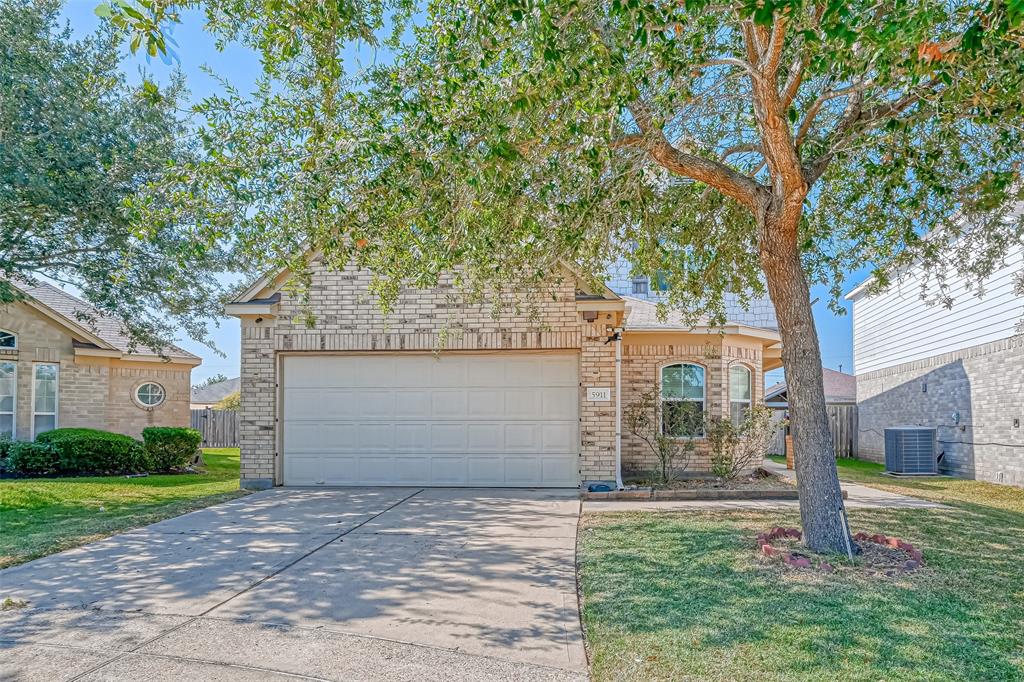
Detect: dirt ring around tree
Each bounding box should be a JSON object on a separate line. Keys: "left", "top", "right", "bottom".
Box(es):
{"left": 755, "top": 527, "right": 928, "bottom": 577}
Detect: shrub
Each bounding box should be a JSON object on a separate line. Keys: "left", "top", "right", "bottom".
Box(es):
{"left": 624, "top": 387, "right": 699, "bottom": 485}
{"left": 7, "top": 441, "right": 59, "bottom": 475}
{"left": 37, "top": 428, "right": 148, "bottom": 475}
{"left": 706, "top": 406, "right": 780, "bottom": 480}
{"left": 142, "top": 427, "right": 202, "bottom": 471}
{"left": 0, "top": 433, "right": 14, "bottom": 462}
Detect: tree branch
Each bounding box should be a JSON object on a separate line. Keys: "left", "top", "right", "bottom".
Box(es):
{"left": 623, "top": 105, "right": 764, "bottom": 210}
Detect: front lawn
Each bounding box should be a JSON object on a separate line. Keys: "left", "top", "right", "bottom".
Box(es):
{"left": 579, "top": 465, "right": 1024, "bottom": 680}
{"left": 0, "top": 448, "right": 246, "bottom": 568}
{"left": 767, "top": 454, "right": 1024, "bottom": 514}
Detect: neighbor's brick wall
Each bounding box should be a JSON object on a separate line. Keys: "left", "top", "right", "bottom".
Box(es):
{"left": 237, "top": 259, "right": 592, "bottom": 487}
{"left": 857, "top": 335, "right": 1024, "bottom": 487}
{"left": 0, "top": 302, "right": 191, "bottom": 439}
{"left": 620, "top": 338, "right": 764, "bottom": 476}
{"left": 104, "top": 362, "right": 192, "bottom": 438}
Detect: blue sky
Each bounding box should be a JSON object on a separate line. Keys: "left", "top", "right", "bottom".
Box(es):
{"left": 60, "top": 1, "right": 867, "bottom": 387}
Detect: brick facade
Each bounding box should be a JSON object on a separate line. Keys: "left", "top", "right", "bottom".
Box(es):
{"left": 857, "top": 335, "right": 1024, "bottom": 487}
{"left": 237, "top": 259, "right": 596, "bottom": 488}
{"left": 0, "top": 303, "right": 193, "bottom": 439}
{"left": 235, "top": 258, "right": 777, "bottom": 488}
{"left": 620, "top": 336, "right": 765, "bottom": 475}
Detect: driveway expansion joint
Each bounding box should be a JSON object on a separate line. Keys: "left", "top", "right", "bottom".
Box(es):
{"left": 64, "top": 488, "right": 426, "bottom": 682}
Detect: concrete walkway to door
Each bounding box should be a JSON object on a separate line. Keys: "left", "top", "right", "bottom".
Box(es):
{"left": 0, "top": 488, "right": 586, "bottom": 681}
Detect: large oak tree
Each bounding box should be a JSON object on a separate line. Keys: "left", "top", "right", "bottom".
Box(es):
{"left": 0, "top": 0, "right": 229, "bottom": 352}
{"left": 129, "top": 0, "right": 1022, "bottom": 552}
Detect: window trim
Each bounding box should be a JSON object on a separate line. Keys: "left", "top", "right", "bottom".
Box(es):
{"left": 729, "top": 363, "right": 753, "bottom": 426}
{"left": 31, "top": 362, "right": 59, "bottom": 439}
{"left": 0, "top": 329, "right": 16, "bottom": 350}
{"left": 134, "top": 381, "right": 166, "bottom": 408}
{"left": 0, "top": 360, "right": 16, "bottom": 439}
{"left": 659, "top": 361, "right": 707, "bottom": 438}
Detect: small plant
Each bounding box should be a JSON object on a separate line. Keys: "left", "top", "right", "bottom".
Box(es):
{"left": 706, "top": 406, "right": 780, "bottom": 480}
{"left": 624, "top": 387, "right": 699, "bottom": 485}
{"left": 142, "top": 427, "right": 202, "bottom": 471}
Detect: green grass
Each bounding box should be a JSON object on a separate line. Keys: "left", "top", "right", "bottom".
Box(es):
{"left": 766, "top": 454, "right": 1024, "bottom": 514}
{"left": 580, "top": 463, "right": 1024, "bottom": 681}
{"left": 0, "top": 448, "right": 247, "bottom": 568}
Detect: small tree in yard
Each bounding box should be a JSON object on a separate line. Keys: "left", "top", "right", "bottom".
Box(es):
{"left": 624, "top": 388, "right": 700, "bottom": 485}
{"left": 214, "top": 391, "right": 240, "bottom": 411}
{"left": 707, "top": 406, "right": 781, "bottom": 481}
{"left": 115, "top": 1, "right": 1023, "bottom": 551}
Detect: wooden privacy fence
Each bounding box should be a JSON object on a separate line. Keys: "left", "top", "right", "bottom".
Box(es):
{"left": 767, "top": 403, "right": 858, "bottom": 459}
{"left": 190, "top": 409, "right": 239, "bottom": 447}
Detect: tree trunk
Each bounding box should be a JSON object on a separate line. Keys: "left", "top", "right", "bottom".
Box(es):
{"left": 759, "top": 215, "right": 854, "bottom": 554}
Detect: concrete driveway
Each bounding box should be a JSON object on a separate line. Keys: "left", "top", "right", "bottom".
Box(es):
{"left": 0, "top": 488, "right": 586, "bottom": 681}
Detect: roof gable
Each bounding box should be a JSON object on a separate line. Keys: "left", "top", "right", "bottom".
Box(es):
{"left": 10, "top": 281, "right": 199, "bottom": 362}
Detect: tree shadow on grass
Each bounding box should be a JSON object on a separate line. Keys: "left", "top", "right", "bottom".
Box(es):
{"left": 579, "top": 509, "right": 1024, "bottom": 681}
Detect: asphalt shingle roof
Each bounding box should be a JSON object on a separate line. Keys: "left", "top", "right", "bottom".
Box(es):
{"left": 765, "top": 368, "right": 856, "bottom": 404}
{"left": 14, "top": 280, "right": 198, "bottom": 361}
{"left": 191, "top": 377, "right": 241, "bottom": 404}
{"left": 623, "top": 296, "right": 779, "bottom": 332}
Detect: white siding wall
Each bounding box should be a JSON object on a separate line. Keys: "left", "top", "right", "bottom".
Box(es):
{"left": 850, "top": 243, "right": 1023, "bottom": 375}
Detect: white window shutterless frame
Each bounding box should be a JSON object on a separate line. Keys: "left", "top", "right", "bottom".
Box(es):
{"left": 0, "top": 361, "right": 15, "bottom": 438}
{"left": 729, "top": 365, "right": 752, "bottom": 426}
{"left": 32, "top": 363, "right": 59, "bottom": 438}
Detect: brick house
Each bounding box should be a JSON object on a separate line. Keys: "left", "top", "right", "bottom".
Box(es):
{"left": 225, "top": 258, "right": 782, "bottom": 489}
{"left": 846, "top": 235, "right": 1024, "bottom": 487}
{"left": 0, "top": 281, "right": 200, "bottom": 440}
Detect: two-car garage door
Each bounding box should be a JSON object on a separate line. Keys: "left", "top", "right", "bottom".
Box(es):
{"left": 282, "top": 353, "right": 580, "bottom": 487}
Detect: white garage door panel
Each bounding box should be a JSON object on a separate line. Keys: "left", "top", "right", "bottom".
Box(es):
{"left": 283, "top": 353, "right": 579, "bottom": 487}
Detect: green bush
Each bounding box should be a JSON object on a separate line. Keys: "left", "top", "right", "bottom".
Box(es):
{"left": 0, "top": 433, "right": 14, "bottom": 462}
{"left": 36, "top": 428, "right": 148, "bottom": 475}
{"left": 142, "top": 427, "right": 202, "bottom": 471}
{"left": 7, "top": 441, "right": 59, "bottom": 475}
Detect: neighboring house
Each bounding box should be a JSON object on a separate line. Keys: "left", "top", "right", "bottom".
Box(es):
{"left": 191, "top": 376, "right": 241, "bottom": 409}
{"left": 764, "top": 368, "right": 857, "bottom": 408}
{"left": 225, "top": 257, "right": 782, "bottom": 489}
{"left": 846, "top": 240, "right": 1024, "bottom": 487}
{"left": 0, "top": 281, "right": 201, "bottom": 440}
{"left": 763, "top": 368, "right": 858, "bottom": 457}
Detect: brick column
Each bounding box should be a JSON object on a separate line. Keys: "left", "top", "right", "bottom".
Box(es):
{"left": 239, "top": 319, "right": 277, "bottom": 489}
{"left": 579, "top": 320, "right": 617, "bottom": 484}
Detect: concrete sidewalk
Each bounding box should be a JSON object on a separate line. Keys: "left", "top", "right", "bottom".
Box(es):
{"left": 584, "top": 459, "right": 944, "bottom": 513}
{"left": 0, "top": 488, "right": 586, "bottom": 681}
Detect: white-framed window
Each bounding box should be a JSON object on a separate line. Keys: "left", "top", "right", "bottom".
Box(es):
{"left": 660, "top": 363, "right": 705, "bottom": 437}
{"left": 32, "top": 363, "right": 58, "bottom": 438}
{"left": 0, "top": 330, "right": 16, "bottom": 349}
{"left": 0, "top": 361, "right": 15, "bottom": 438}
{"left": 730, "top": 365, "right": 752, "bottom": 426}
{"left": 134, "top": 382, "right": 166, "bottom": 408}
{"left": 631, "top": 277, "right": 649, "bottom": 295}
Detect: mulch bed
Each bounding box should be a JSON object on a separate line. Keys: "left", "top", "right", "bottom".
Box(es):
{"left": 756, "top": 527, "right": 928, "bottom": 578}
{"left": 656, "top": 469, "right": 794, "bottom": 491}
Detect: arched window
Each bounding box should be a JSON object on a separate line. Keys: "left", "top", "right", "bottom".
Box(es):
{"left": 0, "top": 330, "right": 16, "bottom": 349}
{"left": 730, "top": 365, "right": 752, "bottom": 426}
{"left": 660, "top": 363, "right": 705, "bottom": 437}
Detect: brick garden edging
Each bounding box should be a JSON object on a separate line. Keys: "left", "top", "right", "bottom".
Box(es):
{"left": 582, "top": 487, "right": 849, "bottom": 501}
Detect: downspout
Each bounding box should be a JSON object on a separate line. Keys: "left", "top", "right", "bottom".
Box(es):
{"left": 614, "top": 328, "right": 624, "bottom": 490}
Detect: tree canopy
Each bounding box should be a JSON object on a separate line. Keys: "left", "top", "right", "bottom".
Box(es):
{"left": 128, "top": 0, "right": 1022, "bottom": 319}
{"left": 0, "top": 0, "right": 229, "bottom": 352}
{"left": 108, "top": 0, "right": 1023, "bottom": 550}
